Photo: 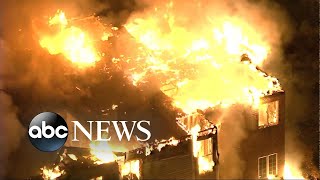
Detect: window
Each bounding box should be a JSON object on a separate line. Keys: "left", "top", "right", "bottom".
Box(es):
{"left": 259, "top": 100, "right": 279, "bottom": 127}
{"left": 258, "top": 153, "right": 278, "bottom": 179}
{"left": 268, "top": 154, "right": 277, "bottom": 175}
{"left": 198, "top": 138, "right": 214, "bottom": 174}
{"left": 258, "top": 157, "right": 267, "bottom": 178}
{"left": 200, "top": 138, "right": 212, "bottom": 156}
{"left": 121, "top": 160, "right": 140, "bottom": 179}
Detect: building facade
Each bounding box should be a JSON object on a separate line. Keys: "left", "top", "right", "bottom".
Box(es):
{"left": 37, "top": 92, "right": 285, "bottom": 180}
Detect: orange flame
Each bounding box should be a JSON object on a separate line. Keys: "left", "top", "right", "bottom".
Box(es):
{"left": 124, "top": 1, "right": 281, "bottom": 113}
{"left": 41, "top": 165, "right": 64, "bottom": 180}
{"left": 190, "top": 125, "right": 215, "bottom": 174}
{"left": 38, "top": 10, "right": 101, "bottom": 69}
{"left": 89, "top": 140, "right": 127, "bottom": 165}
{"left": 283, "top": 163, "right": 304, "bottom": 179}
{"left": 121, "top": 160, "right": 140, "bottom": 179}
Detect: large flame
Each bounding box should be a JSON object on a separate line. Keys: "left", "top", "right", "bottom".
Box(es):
{"left": 89, "top": 140, "right": 127, "bottom": 165}
{"left": 283, "top": 163, "right": 304, "bottom": 179}
{"left": 123, "top": 1, "right": 281, "bottom": 113}
{"left": 36, "top": 3, "right": 289, "bottom": 178}
{"left": 38, "top": 10, "right": 102, "bottom": 69}
{"left": 190, "top": 125, "right": 215, "bottom": 174}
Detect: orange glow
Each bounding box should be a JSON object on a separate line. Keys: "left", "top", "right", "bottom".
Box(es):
{"left": 198, "top": 156, "right": 215, "bottom": 175}
{"left": 121, "top": 160, "right": 140, "bottom": 179}
{"left": 190, "top": 125, "right": 215, "bottom": 174}
{"left": 283, "top": 163, "right": 304, "bottom": 179}
{"left": 124, "top": 1, "right": 281, "bottom": 114}
{"left": 41, "top": 165, "right": 64, "bottom": 180}
{"left": 38, "top": 10, "right": 101, "bottom": 69}
{"left": 89, "top": 140, "right": 127, "bottom": 165}
{"left": 155, "top": 137, "right": 179, "bottom": 151}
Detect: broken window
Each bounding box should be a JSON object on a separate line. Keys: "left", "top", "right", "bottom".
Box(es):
{"left": 200, "top": 138, "right": 212, "bottom": 156}
{"left": 258, "top": 153, "right": 278, "bottom": 179}
{"left": 198, "top": 138, "right": 214, "bottom": 174}
{"left": 121, "top": 160, "right": 140, "bottom": 179}
{"left": 258, "top": 100, "right": 279, "bottom": 127}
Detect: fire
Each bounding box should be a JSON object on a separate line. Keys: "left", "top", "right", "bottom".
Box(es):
{"left": 191, "top": 125, "right": 201, "bottom": 157}
{"left": 124, "top": 1, "right": 281, "bottom": 113}
{"left": 190, "top": 125, "right": 214, "bottom": 174}
{"left": 283, "top": 163, "right": 304, "bottom": 179}
{"left": 41, "top": 165, "right": 64, "bottom": 180}
{"left": 89, "top": 140, "right": 127, "bottom": 165}
{"left": 155, "top": 137, "right": 179, "bottom": 151}
{"left": 121, "top": 160, "right": 140, "bottom": 179}
{"left": 198, "top": 156, "right": 215, "bottom": 175}
{"left": 38, "top": 10, "right": 101, "bottom": 69}
{"left": 266, "top": 163, "right": 304, "bottom": 180}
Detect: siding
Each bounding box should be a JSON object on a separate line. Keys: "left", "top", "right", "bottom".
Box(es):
{"left": 142, "top": 154, "right": 195, "bottom": 179}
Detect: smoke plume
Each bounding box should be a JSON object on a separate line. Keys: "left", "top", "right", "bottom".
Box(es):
{"left": 0, "top": 0, "right": 317, "bottom": 178}
{"left": 214, "top": 105, "right": 249, "bottom": 178}
{"left": 0, "top": 90, "right": 25, "bottom": 178}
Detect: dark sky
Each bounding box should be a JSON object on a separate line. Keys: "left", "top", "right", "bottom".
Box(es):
{"left": 271, "top": 0, "right": 318, "bottom": 175}
{"left": 249, "top": 0, "right": 318, "bottom": 177}
{"left": 0, "top": 0, "right": 318, "bottom": 178}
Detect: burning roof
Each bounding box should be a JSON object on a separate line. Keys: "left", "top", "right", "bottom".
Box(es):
{"left": 30, "top": 2, "right": 302, "bottom": 179}
{"left": 35, "top": 8, "right": 283, "bottom": 115}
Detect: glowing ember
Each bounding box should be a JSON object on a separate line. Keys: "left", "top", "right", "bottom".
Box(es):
{"left": 124, "top": 1, "right": 281, "bottom": 113}
{"left": 121, "top": 160, "right": 140, "bottom": 179}
{"left": 38, "top": 10, "right": 101, "bottom": 69}
{"left": 41, "top": 165, "right": 64, "bottom": 180}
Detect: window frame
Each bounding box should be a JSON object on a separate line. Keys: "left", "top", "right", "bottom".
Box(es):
{"left": 268, "top": 153, "right": 278, "bottom": 175}
{"left": 258, "top": 153, "right": 278, "bottom": 179}
{"left": 258, "top": 155, "right": 268, "bottom": 179}
{"left": 258, "top": 100, "right": 280, "bottom": 128}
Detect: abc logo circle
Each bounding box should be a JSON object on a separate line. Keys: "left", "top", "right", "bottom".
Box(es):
{"left": 28, "top": 112, "right": 68, "bottom": 152}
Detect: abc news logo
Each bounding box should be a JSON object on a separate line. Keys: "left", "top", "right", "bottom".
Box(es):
{"left": 28, "top": 112, "right": 151, "bottom": 152}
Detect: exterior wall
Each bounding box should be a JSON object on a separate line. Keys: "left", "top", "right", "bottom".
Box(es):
{"left": 124, "top": 132, "right": 219, "bottom": 180}
{"left": 55, "top": 147, "right": 121, "bottom": 180}
{"left": 242, "top": 92, "right": 285, "bottom": 179}
{"left": 140, "top": 140, "right": 196, "bottom": 179}
{"left": 57, "top": 92, "right": 285, "bottom": 179}
{"left": 142, "top": 154, "right": 195, "bottom": 179}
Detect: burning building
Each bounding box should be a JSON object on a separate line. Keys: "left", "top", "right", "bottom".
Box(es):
{"left": 35, "top": 90, "right": 285, "bottom": 179}
{"left": 2, "top": 0, "right": 309, "bottom": 179}
{"left": 118, "top": 91, "right": 285, "bottom": 179}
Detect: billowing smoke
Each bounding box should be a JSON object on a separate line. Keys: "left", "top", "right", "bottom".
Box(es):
{"left": 0, "top": 0, "right": 317, "bottom": 179}
{"left": 207, "top": 105, "right": 250, "bottom": 178}
{"left": 0, "top": 90, "right": 25, "bottom": 178}
{"left": 261, "top": 0, "right": 319, "bottom": 177}
{"left": 0, "top": 35, "right": 24, "bottom": 178}
{"left": 0, "top": 1, "right": 182, "bottom": 178}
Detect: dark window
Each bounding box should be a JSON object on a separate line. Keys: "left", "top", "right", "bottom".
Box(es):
{"left": 268, "top": 154, "right": 277, "bottom": 175}
{"left": 258, "top": 157, "right": 267, "bottom": 178}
